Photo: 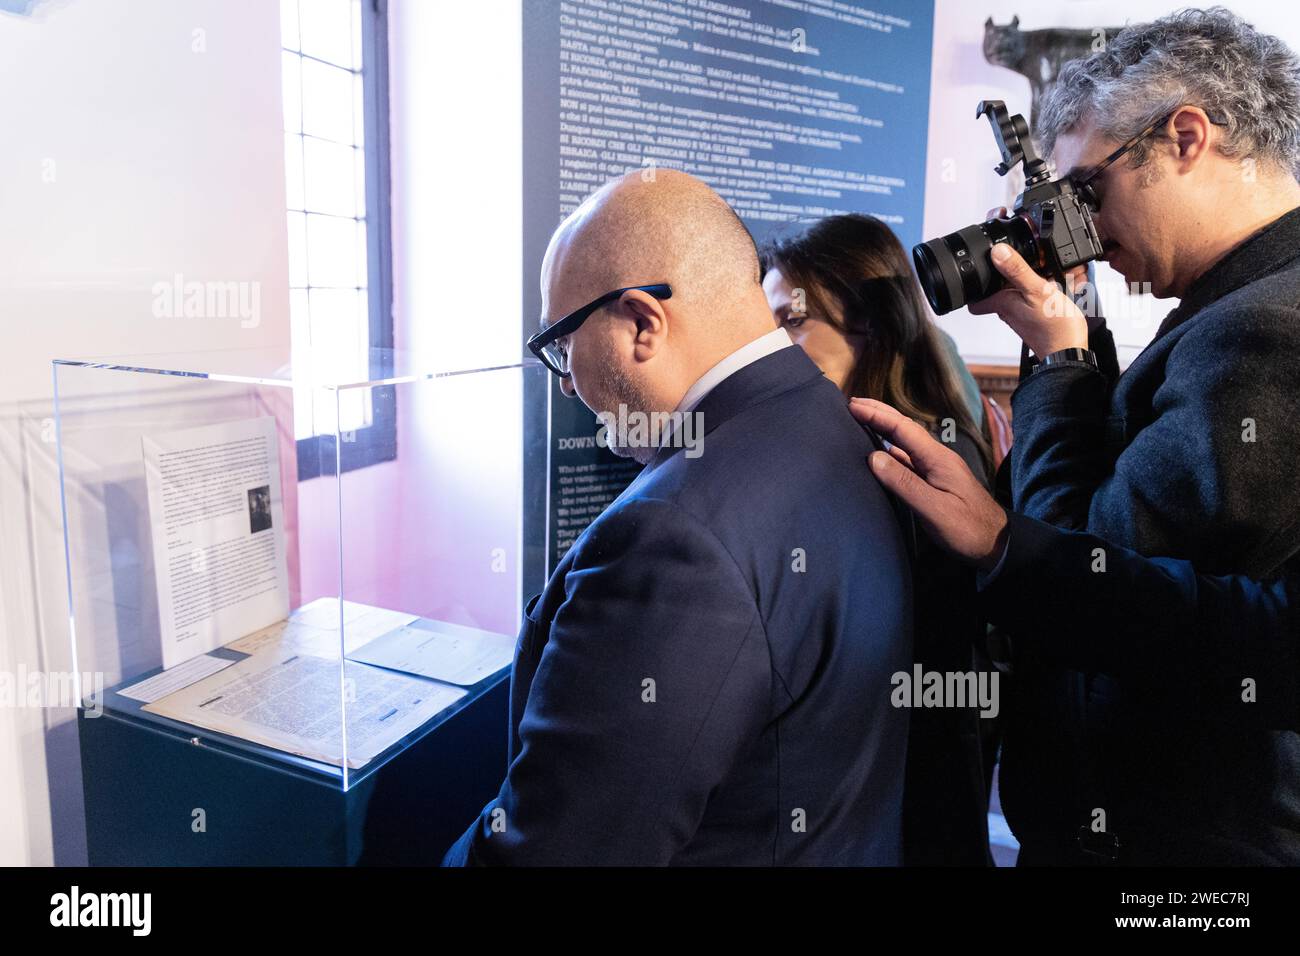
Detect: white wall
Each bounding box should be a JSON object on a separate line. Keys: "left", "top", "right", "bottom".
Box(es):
{"left": 924, "top": 0, "right": 1300, "bottom": 366}
{"left": 0, "top": 0, "right": 289, "bottom": 865}
{"left": 383, "top": 0, "right": 532, "bottom": 630}
{"left": 388, "top": 0, "right": 522, "bottom": 372}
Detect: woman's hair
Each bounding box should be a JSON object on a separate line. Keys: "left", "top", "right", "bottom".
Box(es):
{"left": 759, "top": 213, "right": 992, "bottom": 478}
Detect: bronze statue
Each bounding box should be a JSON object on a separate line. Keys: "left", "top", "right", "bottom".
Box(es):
{"left": 982, "top": 16, "right": 1125, "bottom": 128}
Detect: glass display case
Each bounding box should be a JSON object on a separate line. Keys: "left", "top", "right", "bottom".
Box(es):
{"left": 54, "top": 348, "right": 548, "bottom": 796}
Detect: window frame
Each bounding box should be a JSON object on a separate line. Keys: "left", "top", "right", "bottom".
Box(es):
{"left": 293, "top": 0, "right": 397, "bottom": 481}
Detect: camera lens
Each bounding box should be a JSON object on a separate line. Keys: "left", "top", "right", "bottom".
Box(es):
{"left": 912, "top": 217, "right": 1037, "bottom": 315}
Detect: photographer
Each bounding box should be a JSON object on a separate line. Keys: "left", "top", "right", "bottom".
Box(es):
{"left": 967, "top": 8, "right": 1300, "bottom": 864}
{"left": 851, "top": 397, "right": 1298, "bottom": 747}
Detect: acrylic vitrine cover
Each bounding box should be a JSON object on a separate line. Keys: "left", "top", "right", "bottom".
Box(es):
{"left": 53, "top": 348, "right": 547, "bottom": 789}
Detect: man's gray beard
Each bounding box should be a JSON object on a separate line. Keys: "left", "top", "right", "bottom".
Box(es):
{"left": 613, "top": 439, "right": 655, "bottom": 466}
{"left": 598, "top": 362, "right": 656, "bottom": 465}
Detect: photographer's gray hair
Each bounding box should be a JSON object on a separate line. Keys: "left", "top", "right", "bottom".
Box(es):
{"left": 1036, "top": 7, "right": 1300, "bottom": 177}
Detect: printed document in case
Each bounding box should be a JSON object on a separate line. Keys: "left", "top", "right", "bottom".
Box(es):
{"left": 142, "top": 416, "right": 290, "bottom": 669}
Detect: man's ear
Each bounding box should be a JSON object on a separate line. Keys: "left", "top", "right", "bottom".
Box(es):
{"left": 619, "top": 288, "right": 669, "bottom": 364}
{"left": 1168, "top": 106, "right": 1214, "bottom": 171}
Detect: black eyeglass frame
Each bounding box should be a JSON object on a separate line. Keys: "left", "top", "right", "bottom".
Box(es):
{"left": 527, "top": 283, "right": 672, "bottom": 377}
{"left": 1072, "top": 107, "right": 1226, "bottom": 210}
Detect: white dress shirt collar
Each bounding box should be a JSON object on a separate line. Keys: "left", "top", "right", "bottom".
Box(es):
{"left": 675, "top": 327, "right": 794, "bottom": 415}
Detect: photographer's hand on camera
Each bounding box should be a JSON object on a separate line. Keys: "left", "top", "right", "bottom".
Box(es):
{"left": 967, "top": 241, "right": 1089, "bottom": 358}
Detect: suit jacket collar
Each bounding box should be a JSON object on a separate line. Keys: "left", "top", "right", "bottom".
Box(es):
{"left": 642, "top": 344, "right": 826, "bottom": 473}
{"left": 1155, "top": 204, "right": 1300, "bottom": 340}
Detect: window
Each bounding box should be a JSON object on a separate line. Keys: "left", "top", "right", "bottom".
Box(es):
{"left": 280, "top": 0, "right": 394, "bottom": 478}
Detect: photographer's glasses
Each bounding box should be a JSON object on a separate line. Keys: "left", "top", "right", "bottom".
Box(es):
{"left": 1072, "top": 108, "right": 1226, "bottom": 210}
{"left": 528, "top": 283, "right": 672, "bottom": 378}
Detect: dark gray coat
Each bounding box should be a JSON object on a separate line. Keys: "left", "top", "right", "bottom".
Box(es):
{"left": 1001, "top": 205, "right": 1300, "bottom": 865}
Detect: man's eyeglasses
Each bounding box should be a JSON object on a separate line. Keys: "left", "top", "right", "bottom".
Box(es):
{"left": 1072, "top": 108, "right": 1226, "bottom": 210}
{"left": 527, "top": 283, "right": 672, "bottom": 378}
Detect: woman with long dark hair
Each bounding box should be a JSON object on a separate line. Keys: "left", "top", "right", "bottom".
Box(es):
{"left": 760, "top": 213, "right": 993, "bottom": 485}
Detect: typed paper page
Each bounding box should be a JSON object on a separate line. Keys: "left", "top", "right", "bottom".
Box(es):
{"left": 142, "top": 416, "right": 290, "bottom": 669}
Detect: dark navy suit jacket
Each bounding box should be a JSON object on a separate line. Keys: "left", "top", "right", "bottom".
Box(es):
{"left": 443, "top": 345, "right": 912, "bottom": 865}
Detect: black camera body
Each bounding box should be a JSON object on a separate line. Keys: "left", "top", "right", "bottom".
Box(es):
{"left": 913, "top": 101, "right": 1105, "bottom": 315}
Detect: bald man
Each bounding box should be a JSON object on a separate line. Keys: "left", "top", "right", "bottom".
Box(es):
{"left": 443, "top": 171, "right": 912, "bottom": 865}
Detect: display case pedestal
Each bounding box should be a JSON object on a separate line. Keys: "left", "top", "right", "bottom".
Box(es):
{"left": 78, "top": 674, "right": 507, "bottom": 866}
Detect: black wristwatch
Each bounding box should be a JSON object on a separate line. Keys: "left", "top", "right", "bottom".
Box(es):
{"left": 1029, "top": 347, "right": 1098, "bottom": 374}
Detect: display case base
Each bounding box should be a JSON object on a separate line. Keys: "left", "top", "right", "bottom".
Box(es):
{"left": 77, "top": 675, "right": 508, "bottom": 865}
